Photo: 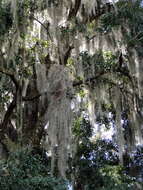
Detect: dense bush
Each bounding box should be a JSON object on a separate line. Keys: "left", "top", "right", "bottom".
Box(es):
{"left": 0, "top": 148, "right": 67, "bottom": 190}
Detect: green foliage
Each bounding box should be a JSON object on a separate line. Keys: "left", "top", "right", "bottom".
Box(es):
{"left": 100, "top": 0, "right": 143, "bottom": 46}
{"left": 79, "top": 51, "right": 117, "bottom": 75}
{"left": 47, "top": 0, "right": 59, "bottom": 7}
{"left": 0, "top": 148, "right": 67, "bottom": 190}
{"left": 16, "top": 0, "right": 37, "bottom": 34}
{"left": 100, "top": 12, "right": 120, "bottom": 33}
{"left": 72, "top": 117, "right": 92, "bottom": 140}
{"left": 98, "top": 165, "right": 135, "bottom": 190}
{"left": 71, "top": 117, "right": 139, "bottom": 190}
{"left": 0, "top": 2, "right": 12, "bottom": 37}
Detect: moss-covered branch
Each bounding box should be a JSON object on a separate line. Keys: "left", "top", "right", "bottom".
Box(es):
{"left": 0, "top": 67, "right": 19, "bottom": 90}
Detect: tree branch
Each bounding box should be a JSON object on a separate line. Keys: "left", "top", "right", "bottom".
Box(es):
{"left": 68, "top": 0, "right": 81, "bottom": 20}
{"left": 31, "top": 16, "right": 47, "bottom": 30}
{"left": 0, "top": 67, "right": 19, "bottom": 90}
{"left": 73, "top": 71, "right": 106, "bottom": 87}
{"left": 30, "top": 16, "right": 52, "bottom": 41}
{"left": 87, "top": 35, "right": 96, "bottom": 41}
{"left": 0, "top": 67, "right": 19, "bottom": 139}
{"left": 73, "top": 68, "right": 133, "bottom": 87}
{"left": 22, "top": 93, "right": 41, "bottom": 101}
{"left": 0, "top": 95, "right": 17, "bottom": 138}
{"left": 64, "top": 45, "right": 74, "bottom": 65}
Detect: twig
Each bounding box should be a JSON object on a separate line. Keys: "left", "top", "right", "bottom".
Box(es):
{"left": 87, "top": 35, "right": 96, "bottom": 41}
{"left": 31, "top": 16, "right": 53, "bottom": 42}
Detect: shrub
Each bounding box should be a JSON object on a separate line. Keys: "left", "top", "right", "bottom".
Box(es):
{"left": 0, "top": 147, "right": 67, "bottom": 190}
